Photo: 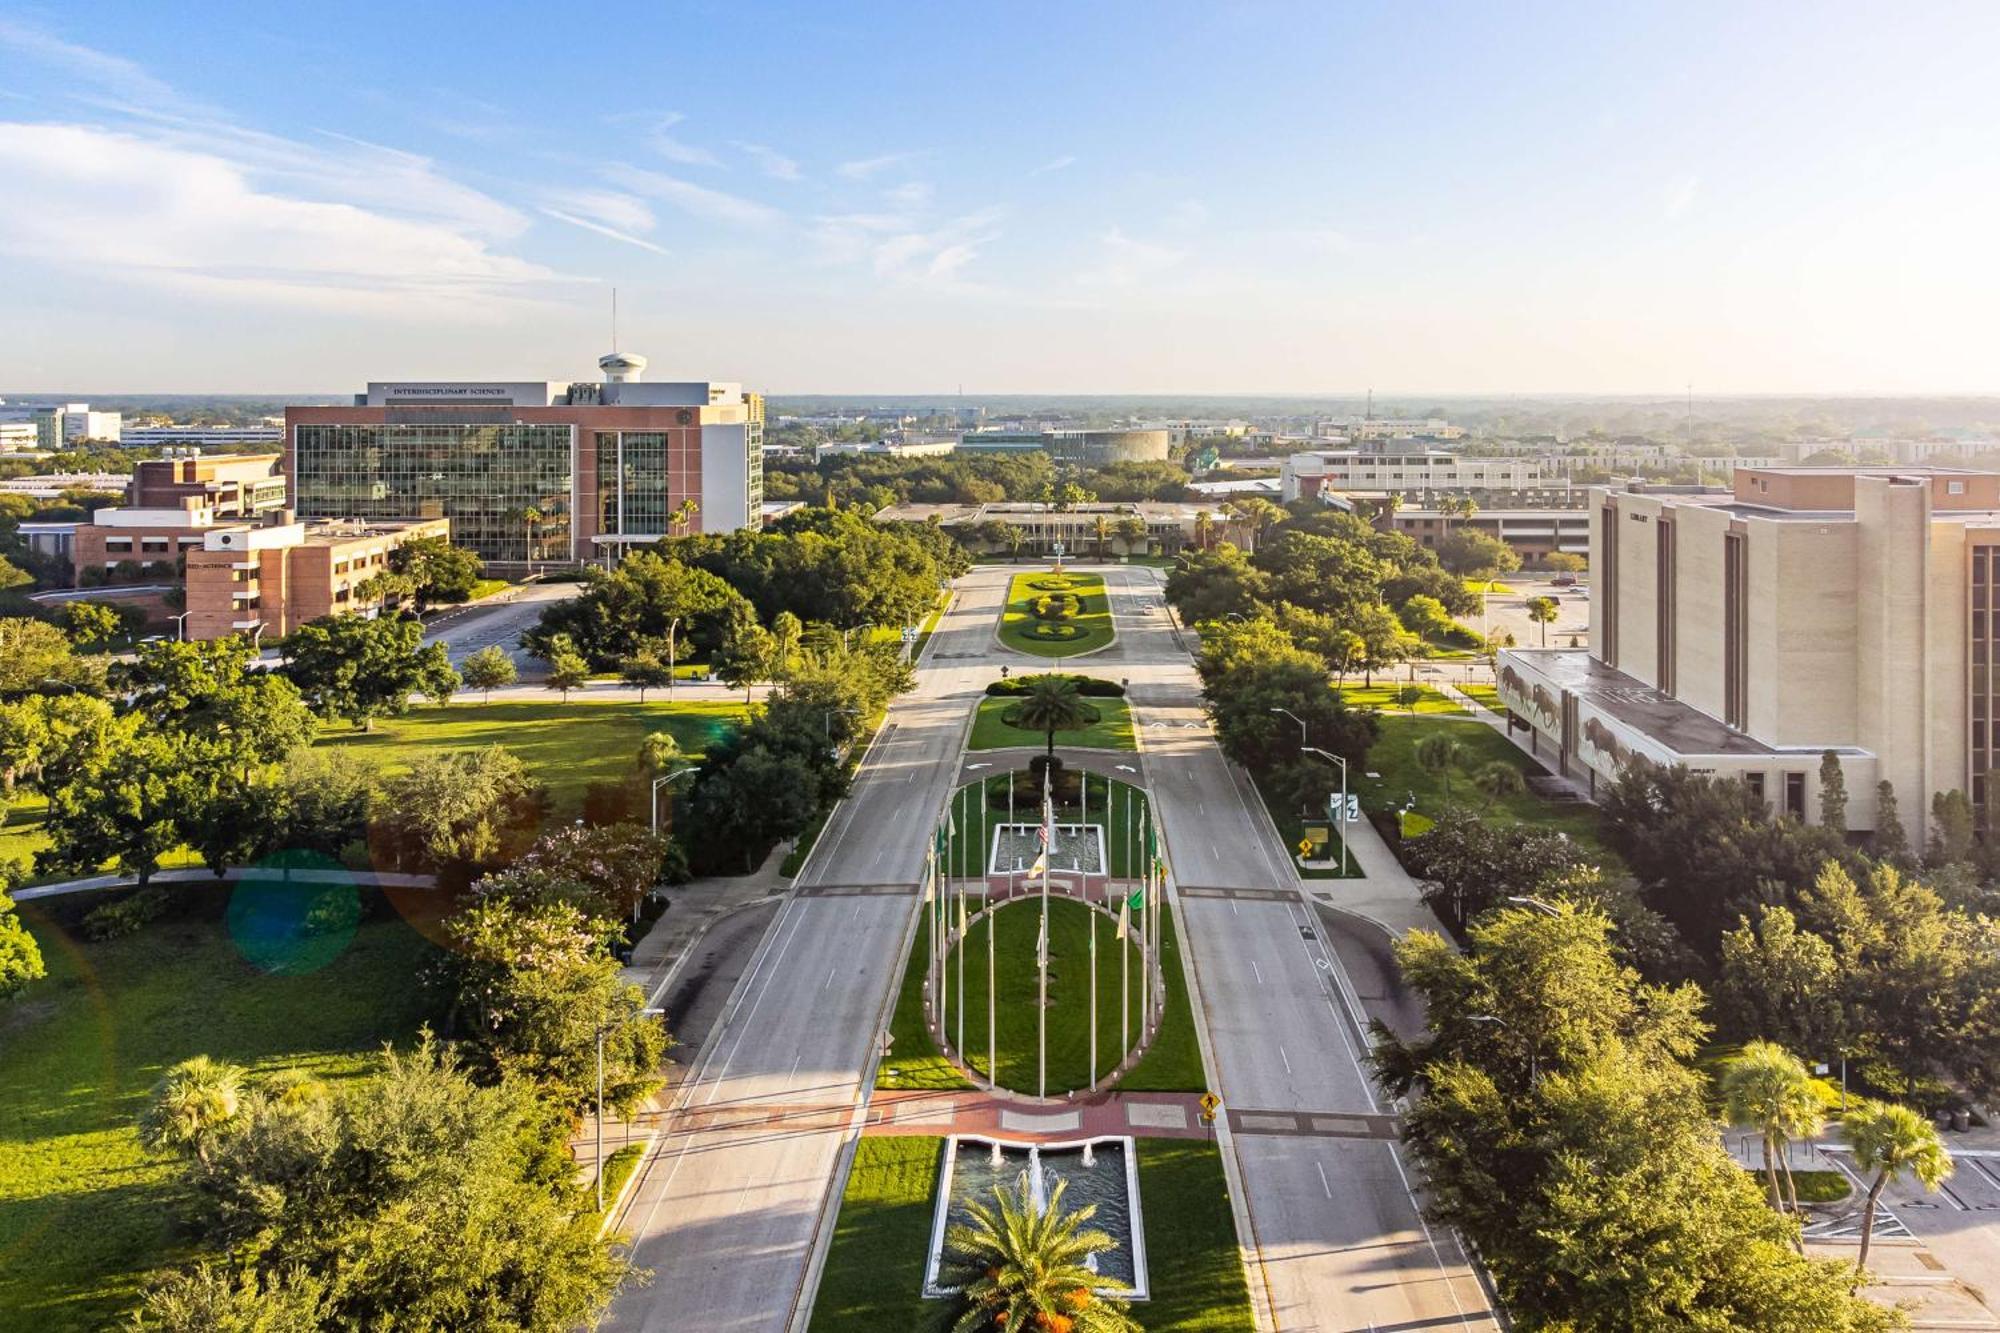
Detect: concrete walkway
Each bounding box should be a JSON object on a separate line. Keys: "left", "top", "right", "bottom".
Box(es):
{"left": 15, "top": 864, "right": 436, "bottom": 902}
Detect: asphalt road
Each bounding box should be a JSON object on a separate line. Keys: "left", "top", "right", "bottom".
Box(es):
{"left": 605, "top": 562, "right": 1498, "bottom": 1332}
{"left": 419, "top": 579, "right": 578, "bottom": 671}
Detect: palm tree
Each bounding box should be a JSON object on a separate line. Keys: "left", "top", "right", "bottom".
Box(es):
{"left": 1721, "top": 1040, "right": 1828, "bottom": 1228}
{"left": 1472, "top": 760, "right": 1524, "bottom": 809}
{"left": 1525, "top": 595, "right": 1559, "bottom": 646}
{"left": 1193, "top": 510, "right": 1216, "bottom": 551}
{"left": 1414, "top": 733, "right": 1465, "bottom": 810}
{"left": 1227, "top": 497, "right": 1283, "bottom": 553}
{"left": 1012, "top": 675, "right": 1096, "bottom": 762}
{"left": 943, "top": 1173, "right": 1140, "bottom": 1333}
{"left": 513, "top": 505, "right": 543, "bottom": 568}
{"left": 1115, "top": 516, "right": 1149, "bottom": 557}
{"left": 1093, "top": 513, "right": 1112, "bottom": 561}
{"left": 1002, "top": 525, "right": 1026, "bottom": 564}
{"left": 1847, "top": 1099, "right": 1953, "bottom": 1274}
{"left": 669, "top": 497, "right": 701, "bottom": 539}
{"left": 140, "top": 1055, "right": 247, "bottom": 1167}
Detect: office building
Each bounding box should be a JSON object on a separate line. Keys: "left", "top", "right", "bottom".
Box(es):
{"left": 129, "top": 453, "right": 286, "bottom": 518}
{"left": 183, "top": 514, "right": 451, "bottom": 641}
{"left": 1283, "top": 448, "right": 1548, "bottom": 499}
{"left": 1495, "top": 467, "right": 2000, "bottom": 839}
{"left": 872, "top": 500, "right": 1222, "bottom": 557}
{"left": 122, "top": 424, "right": 284, "bottom": 449}
{"left": 32, "top": 403, "right": 121, "bottom": 447}
{"left": 285, "top": 351, "right": 763, "bottom": 566}
{"left": 0, "top": 472, "right": 128, "bottom": 499}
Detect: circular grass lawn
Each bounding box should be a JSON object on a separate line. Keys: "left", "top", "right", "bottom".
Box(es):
{"left": 942, "top": 894, "right": 1145, "bottom": 1095}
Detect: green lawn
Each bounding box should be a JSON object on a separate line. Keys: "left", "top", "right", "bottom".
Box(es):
{"left": 1119, "top": 901, "right": 1207, "bottom": 1092}
{"left": 808, "top": 1136, "right": 952, "bottom": 1333}
{"left": 0, "top": 890, "right": 446, "bottom": 1330}
{"left": 939, "top": 772, "right": 1154, "bottom": 879}
{"left": 1250, "top": 772, "right": 1363, "bottom": 879}
{"left": 950, "top": 895, "right": 1143, "bottom": 1094}
{"left": 809, "top": 1136, "right": 1253, "bottom": 1333}
{"left": 1137, "top": 1140, "right": 1257, "bottom": 1332}
{"left": 999, "top": 570, "right": 1115, "bottom": 658}
{"left": 878, "top": 911, "right": 976, "bottom": 1092}
{"left": 320, "top": 698, "right": 748, "bottom": 818}
{"left": 1364, "top": 716, "right": 1604, "bottom": 850}
{"left": 1458, "top": 682, "right": 1503, "bottom": 712}
{"left": 1336, "top": 682, "right": 1466, "bottom": 715}
{"left": 967, "top": 696, "right": 1136, "bottom": 752}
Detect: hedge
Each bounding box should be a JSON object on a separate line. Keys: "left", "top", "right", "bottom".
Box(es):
{"left": 985, "top": 674, "right": 1125, "bottom": 698}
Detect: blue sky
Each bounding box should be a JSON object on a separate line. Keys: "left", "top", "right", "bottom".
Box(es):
{"left": 2, "top": 1, "right": 1996, "bottom": 394}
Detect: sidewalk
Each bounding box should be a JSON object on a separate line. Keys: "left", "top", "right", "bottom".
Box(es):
{"left": 14, "top": 863, "right": 436, "bottom": 902}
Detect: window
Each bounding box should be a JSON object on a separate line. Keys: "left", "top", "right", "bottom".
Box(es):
{"left": 105, "top": 538, "right": 133, "bottom": 553}
{"left": 1950, "top": 481, "right": 1966, "bottom": 495}
{"left": 1744, "top": 772, "right": 1766, "bottom": 806}
{"left": 1784, "top": 772, "right": 1806, "bottom": 820}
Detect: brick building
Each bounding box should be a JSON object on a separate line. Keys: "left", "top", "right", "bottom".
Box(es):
{"left": 182, "top": 515, "right": 450, "bottom": 641}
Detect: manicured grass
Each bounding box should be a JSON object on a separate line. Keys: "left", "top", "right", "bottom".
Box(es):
{"left": 1137, "top": 1140, "right": 1257, "bottom": 1332}
{"left": 1777, "top": 1169, "right": 1851, "bottom": 1204}
{"left": 967, "top": 696, "right": 1136, "bottom": 752}
{"left": 320, "top": 698, "right": 748, "bottom": 819}
{"left": 940, "top": 772, "right": 1153, "bottom": 879}
{"left": 0, "top": 890, "right": 446, "bottom": 1330}
{"left": 1458, "top": 682, "right": 1503, "bottom": 712}
{"left": 999, "top": 570, "right": 1115, "bottom": 658}
{"left": 879, "top": 910, "right": 976, "bottom": 1091}
{"left": 1464, "top": 579, "right": 1515, "bottom": 594}
{"left": 808, "top": 1136, "right": 951, "bottom": 1333}
{"left": 594, "top": 1144, "right": 646, "bottom": 1225}
{"left": 463, "top": 577, "right": 512, "bottom": 601}
{"left": 0, "top": 791, "right": 207, "bottom": 887}
{"left": 1364, "top": 716, "right": 1605, "bottom": 851}
{"left": 1249, "top": 771, "right": 1363, "bottom": 880}
{"left": 1336, "top": 682, "right": 1466, "bottom": 715}
{"left": 1120, "top": 901, "right": 1207, "bottom": 1092}
{"left": 950, "top": 895, "right": 1144, "bottom": 1094}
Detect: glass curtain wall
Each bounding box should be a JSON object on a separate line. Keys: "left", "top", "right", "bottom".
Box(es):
{"left": 293, "top": 422, "right": 573, "bottom": 563}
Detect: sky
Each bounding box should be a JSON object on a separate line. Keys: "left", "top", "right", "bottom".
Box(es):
{"left": 1, "top": 1, "right": 1997, "bottom": 396}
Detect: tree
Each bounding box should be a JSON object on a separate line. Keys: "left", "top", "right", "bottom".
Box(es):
{"left": 1545, "top": 551, "right": 1587, "bottom": 574}
{"left": 130, "top": 1264, "right": 332, "bottom": 1331}
{"left": 1721, "top": 1040, "right": 1829, "bottom": 1222}
{"left": 1414, "top": 732, "right": 1465, "bottom": 809}
{"left": 249, "top": 749, "right": 377, "bottom": 860}
{"left": 525, "top": 551, "right": 749, "bottom": 669}
{"left": 637, "top": 730, "right": 682, "bottom": 776}
{"left": 447, "top": 896, "right": 669, "bottom": 1117}
{"left": 460, "top": 644, "right": 517, "bottom": 701}
{"left": 1436, "top": 528, "right": 1521, "bottom": 579}
{"left": 1162, "top": 545, "right": 1268, "bottom": 624}
{"left": 1115, "top": 515, "right": 1149, "bottom": 555}
{"left": 713, "top": 602, "right": 776, "bottom": 703}
{"left": 0, "top": 876, "right": 44, "bottom": 1000}
{"left": 1930, "top": 789, "right": 1976, "bottom": 866}
{"left": 1093, "top": 512, "right": 1112, "bottom": 560}
{"left": 1846, "top": 1099, "right": 1953, "bottom": 1273}
{"left": 618, "top": 645, "right": 673, "bottom": 702}
{"left": 281, "top": 615, "right": 458, "bottom": 731}
{"left": 1819, "top": 751, "right": 1848, "bottom": 833}
{"left": 38, "top": 717, "right": 199, "bottom": 887}
{"left": 1400, "top": 811, "right": 1589, "bottom": 933}
{"left": 58, "top": 600, "right": 121, "bottom": 648}
{"left": 387, "top": 535, "right": 483, "bottom": 610}
{"left": 1717, "top": 905, "right": 1845, "bottom": 1059}
{"left": 1226, "top": 496, "right": 1284, "bottom": 553}
{"left": 1874, "top": 780, "right": 1910, "bottom": 865}
{"left": 141, "top": 1055, "right": 247, "bottom": 1168}
{"left": 116, "top": 637, "right": 316, "bottom": 776}
{"left": 543, "top": 637, "right": 591, "bottom": 702}
{"left": 1472, "top": 759, "right": 1524, "bottom": 808}
{"left": 0, "top": 616, "right": 102, "bottom": 696}
{"left": 1011, "top": 674, "right": 1096, "bottom": 763}
{"left": 769, "top": 610, "right": 804, "bottom": 681}
{"left": 1524, "top": 595, "right": 1559, "bottom": 646}
{"left": 479, "top": 822, "right": 672, "bottom": 925}
{"left": 942, "top": 1173, "right": 1139, "bottom": 1333}
{"left": 1376, "top": 905, "right": 1898, "bottom": 1331}
{"left": 1193, "top": 509, "right": 1215, "bottom": 550}
{"left": 372, "top": 746, "right": 542, "bottom": 878}
{"left": 165, "top": 1037, "right": 626, "bottom": 1330}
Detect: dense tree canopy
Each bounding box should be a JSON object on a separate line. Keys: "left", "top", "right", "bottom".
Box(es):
{"left": 525, "top": 550, "right": 749, "bottom": 670}
{"left": 282, "top": 615, "right": 459, "bottom": 730}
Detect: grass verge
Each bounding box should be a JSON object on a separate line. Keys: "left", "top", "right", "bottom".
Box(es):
{"left": 1337, "top": 682, "right": 1466, "bottom": 715}
{"left": 807, "top": 1136, "right": 950, "bottom": 1333}
{"left": 878, "top": 911, "right": 976, "bottom": 1091}
{"left": 967, "top": 696, "right": 1136, "bottom": 752}
{"left": 1364, "top": 716, "right": 1605, "bottom": 853}
{"left": 0, "top": 890, "right": 445, "bottom": 1330}
{"left": 1120, "top": 901, "right": 1206, "bottom": 1092}
{"left": 1137, "top": 1139, "right": 1257, "bottom": 1332}
{"left": 999, "top": 570, "right": 1114, "bottom": 658}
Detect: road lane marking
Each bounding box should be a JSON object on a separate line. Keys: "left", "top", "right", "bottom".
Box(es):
{"left": 1280, "top": 1045, "right": 1291, "bottom": 1075}
{"left": 1317, "top": 1161, "right": 1332, "bottom": 1198}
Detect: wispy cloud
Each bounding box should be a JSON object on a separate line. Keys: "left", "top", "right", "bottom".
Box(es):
{"left": 1084, "top": 227, "right": 1188, "bottom": 287}
{"left": 837, "top": 151, "right": 919, "bottom": 180}
{"left": 883, "top": 180, "right": 933, "bottom": 209}
{"left": 1029, "top": 154, "right": 1076, "bottom": 177}
{"left": 733, "top": 140, "right": 800, "bottom": 180}
{"left": 0, "top": 18, "right": 183, "bottom": 109}
{"left": 609, "top": 166, "right": 783, "bottom": 229}
{"left": 540, "top": 190, "right": 667, "bottom": 254}
{"left": 642, "top": 112, "right": 719, "bottom": 167}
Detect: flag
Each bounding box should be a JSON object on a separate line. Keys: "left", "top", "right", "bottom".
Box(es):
{"left": 1025, "top": 850, "right": 1048, "bottom": 879}
{"left": 1127, "top": 886, "right": 1145, "bottom": 913}
{"left": 1036, "top": 915, "right": 1048, "bottom": 969}
{"left": 957, "top": 885, "right": 968, "bottom": 933}
{"left": 1116, "top": 894, "right": 1130, "bottom": 940}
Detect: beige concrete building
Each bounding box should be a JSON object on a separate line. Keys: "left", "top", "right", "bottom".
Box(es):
{"left": 183, "top": 515, "right": 450, "bottom": 641}
{"left": 1495, "top": 467, "right": 2000, "bottom": 838}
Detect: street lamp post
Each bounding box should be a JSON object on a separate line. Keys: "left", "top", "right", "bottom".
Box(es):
{"left": 1272, "top": 707, "right": 1349, "bottom": 868}
{"left": 170, "top": 610, "right": 193, "bottom": 642}
{"left": 1468, "top": 1013, "right": 1538, "bottom": 1084}
{"left": 649, "top": 765, "right": 696, "bottom": 837}
{"left": 596, "top": 1004, "right": 665, "bottom": 1212}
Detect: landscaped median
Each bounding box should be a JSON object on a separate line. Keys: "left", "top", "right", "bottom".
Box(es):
{"left": 967, "top": 694, "right": 1135, "bottom": 751}
{"left": 998, "top": 569, "right": 1115, "bottom": 658}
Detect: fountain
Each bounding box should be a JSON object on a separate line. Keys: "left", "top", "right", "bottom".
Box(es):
{"left": 924, "top": 1135, "right": 1149, "bottom": 1300}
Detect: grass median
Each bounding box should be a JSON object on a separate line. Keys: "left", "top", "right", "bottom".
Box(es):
{"left": 966, "top": 695, "right": 1136, "bottom": 751}
{"left": 999, "top": 570, "right": 1114, "bottom": 658}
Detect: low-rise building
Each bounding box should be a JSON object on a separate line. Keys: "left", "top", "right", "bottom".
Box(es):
{"left": 0, "top": 472, "right": 129, "bottom": 499}
{"left": 1496, "top": 466, "right": 2000, "bottom": 840}
{"left": 183, "top": 515, "right": 452, "bottom": 641}
{"left": 872, "top": 500, "right": 1216, "bottom": 556}
{"left": 129, "top": 453, "right": 286, "bottom": 518}
{"left": 957, "top": 429, "right": 1170, "bottom": 464}
{"left": 1283, "top": 448, "right": 1547, "bottom": 499}
{"left": 121, "top": 425, "right": 285, "bottom": 449}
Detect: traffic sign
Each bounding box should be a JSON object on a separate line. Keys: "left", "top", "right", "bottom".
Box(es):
{"left": 1198, "top": 1092, "right": 1222, "bottom": 1123}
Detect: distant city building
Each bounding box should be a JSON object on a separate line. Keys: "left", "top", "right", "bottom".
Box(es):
{"left": 122, "top": 424, "right": 285, "bottom": 449}
{"left": 1187, "top": 477, "right": 1284, "bottom": 499}
{"left": 873, "top": 499, "right": 1222, "bottom": 557}
{"left": 284, "top": 351, "right": 764, "bottom": 566}
{"left": 0, "top": 472, "right": 128, "bottom": 499}
{"left": 1283, "top": 448, "right": 1548, "bottom": 499}
{"left": 32, "top": 403, "right": 121, "bottom": 447}
{"left": 1496, "top": 466, "right": 2000, "bottom": 840}
{"left": 1313, "top": 416, "right": 1464, "bottom": 441}
{"left": 184, "top": 515, "right": 452, "bottom": 641}
{"left": 1386, "top": 501, "right": 1590, "bottom": 561}
{"left": 956, "top": 429, "right": 1170, "bottom": 464}
{"left": 0, "top": 422, "right": 39, "bottom": 452}
{"left": 814, "top": 436, "right": 959, "bottom": 460}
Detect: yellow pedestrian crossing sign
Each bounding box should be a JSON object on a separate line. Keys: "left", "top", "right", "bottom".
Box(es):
{"left": 1198, "top": 1092, "right": 1222, "bottom": 1123}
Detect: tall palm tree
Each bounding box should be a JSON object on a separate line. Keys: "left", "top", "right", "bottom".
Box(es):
{"left": 1012, "top": 675, "right": 1096, "bottom": 762}
{"left": 1093, "top": 513, "right": 1112, "bottom": 561}
{"left": 1193, "top": 510, "right": 1216, "bottom": 551}
{"left": 1414, "top": 733, "right": 1465, "bottom": 810}
{"left": 1114, "top": 516, "right": 1148, "bottom": 556}
{"left": 669, "top": 497, "right": 701, "bottom": 539}
{"left": 140, "top": 1055, "right": 247, "bottom": 1167}
{"left": 1720, "top": 1040, "right": 1828, "bottom": 1227}
{"left": 943, "top": 1173, "right": 1140, "bottom": 1333}
{"left": 1847, "top": 1099, "right": 1953, "bottom": 1274}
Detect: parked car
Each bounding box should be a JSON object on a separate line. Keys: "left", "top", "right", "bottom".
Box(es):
{"left": 1551, "top": 572, "right": 1578, "bottom": 587}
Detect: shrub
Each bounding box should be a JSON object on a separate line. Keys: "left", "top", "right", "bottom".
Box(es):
{"left": 82, "top": 885, "right": 172, "bottom": 941}
{"left": 1026, "top": 622, "right": 1085, "bottom": 641}
{"left": 1028, "top": 576, "right": 1079, "bottom": 591}
{"left": 1031, "top": 594, "right": 1080, "bottom": 621}
{"left": 985, "top": 674, "right": 1124, "bottom": 698}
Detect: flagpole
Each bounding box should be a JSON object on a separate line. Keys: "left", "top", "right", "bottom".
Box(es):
{"left": 956, "top": 875, "right": 965, "bottom": 1067}
{"left": 992, "top": 870, "right": 1002, "bottom": 1088}
{"left": 1089, "top": 872, "right": 1098, "bottom": 1088}
{"left": 1039, "top": 772, "right": 1050, "bottom": 1100}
